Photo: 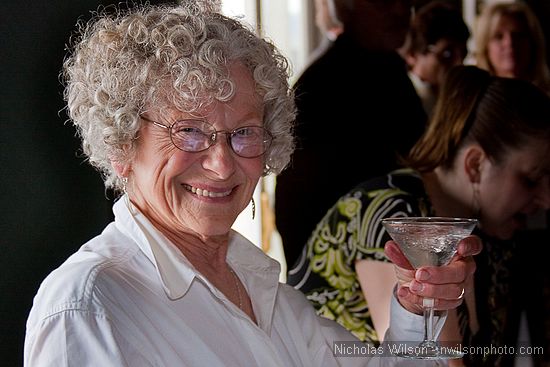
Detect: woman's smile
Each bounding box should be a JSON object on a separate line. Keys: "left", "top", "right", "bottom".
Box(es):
{"left": 183, "top": 183, "right": 233, "bottom": 198}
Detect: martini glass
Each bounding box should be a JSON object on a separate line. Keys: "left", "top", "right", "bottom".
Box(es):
{"left": 381, "top": 217, "right": 477, "bottom": 360}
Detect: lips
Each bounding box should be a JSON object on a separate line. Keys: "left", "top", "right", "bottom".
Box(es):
{"left": 183, "top": 184, "right": 232, "bottom": 198}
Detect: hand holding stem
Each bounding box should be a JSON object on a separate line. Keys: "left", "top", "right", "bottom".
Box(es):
{"left": 385, "top": 235, "right": 482, "bottom": 315}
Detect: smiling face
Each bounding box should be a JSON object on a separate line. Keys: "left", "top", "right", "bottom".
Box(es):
{"left": 477, "top": 139, "right": 550, "bottom": 239}
{"left": 124, "top": 63, "right": 264, "bottom": 239}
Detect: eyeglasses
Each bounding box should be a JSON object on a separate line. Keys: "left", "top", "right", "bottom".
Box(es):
{"left": 426, "top": 44, "right": 465, "bottom": 64}
{"left": 141, "top": 116, "right": 273, "bottom": 158}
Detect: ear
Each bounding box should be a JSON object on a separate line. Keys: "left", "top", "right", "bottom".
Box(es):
{"left": 111, "top": 160, "right": 131, "bottom": 178}
{"left": 463, "top": 145, "right": 485, "bottom": 184}
{"left": 404, "top": 52, "right": 417, "bottom": 68}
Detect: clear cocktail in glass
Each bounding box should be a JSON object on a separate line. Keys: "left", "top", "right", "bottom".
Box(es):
{"left": 381, "top": 217, "right": 477, "bottom": 360}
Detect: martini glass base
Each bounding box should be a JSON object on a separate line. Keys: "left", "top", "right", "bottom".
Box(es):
{"left": 392, "top": 342, "right": 464, "bottom": 360}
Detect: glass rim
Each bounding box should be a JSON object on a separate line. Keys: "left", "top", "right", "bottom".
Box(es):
{"left": 381, "top": 217, "right": 478, "bottom": 225}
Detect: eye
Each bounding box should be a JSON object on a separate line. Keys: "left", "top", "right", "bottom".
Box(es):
{"left": 492, "top": 32, "right": 505, "bottom": 41}
{"left": 169, "top": 120, "right": 213, "bottom": 152}
{"left": 172, "top": 120, "right": 211, "bottom": 137}
{"left": 233, "top": 127, "right": 257, "bottom": 137}
{"left": 176, "top": 126, "right": 203, "bottom": 134}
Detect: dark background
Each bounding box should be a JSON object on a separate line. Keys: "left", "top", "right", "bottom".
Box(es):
{"left": 0, "top": 1, "right": 170, "bottom": 365}
{"left": 1, "top": 1, "right": 549, "bottom": 366}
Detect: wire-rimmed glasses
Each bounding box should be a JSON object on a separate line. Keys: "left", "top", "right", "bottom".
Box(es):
{"left": 141, "top": 116, "right": 273, "bottom": 158}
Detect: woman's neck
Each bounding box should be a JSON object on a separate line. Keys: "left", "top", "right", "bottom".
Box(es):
{"left": 164, "top": 228, "right": 229, "bottom": 272}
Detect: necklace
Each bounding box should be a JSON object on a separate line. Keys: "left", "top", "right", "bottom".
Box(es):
{"left": 229, "top": 268, "right": 243, "bottom": 310}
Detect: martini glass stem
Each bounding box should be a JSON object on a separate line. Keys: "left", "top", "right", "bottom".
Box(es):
{"left": 421, "top": 298, "right": 438, "bottom": 350}
{"left": 424, "top": 301, "right": 435, "bottom": 342}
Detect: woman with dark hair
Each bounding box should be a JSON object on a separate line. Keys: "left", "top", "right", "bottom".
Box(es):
{"left": 289, "top": 66, "right": 550, "bottom": 366}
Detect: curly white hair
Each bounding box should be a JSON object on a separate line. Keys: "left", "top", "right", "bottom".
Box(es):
{"left": 63, "top": 1, "right": 295, "bottom": 191}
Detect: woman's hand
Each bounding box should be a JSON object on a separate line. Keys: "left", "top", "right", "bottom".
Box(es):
{"left": 384, "top": 235, "right": 482, "bottom": 315}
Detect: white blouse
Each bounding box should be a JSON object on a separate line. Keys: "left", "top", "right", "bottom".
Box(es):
{"left": 25, "top": 197, "right": 441, "bottom": 367}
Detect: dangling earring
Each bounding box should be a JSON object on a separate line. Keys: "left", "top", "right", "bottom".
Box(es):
{"left": 251, "top": 197, "right": 256, "bottom": 220}
{"left": 121, "top": 177, "right": 128, "bottom": 194}
{"left": 472, "top": 183, "right": 481, "bottom": 219}
{"left": 121, "top": 176, "right": 136, "bottom": 215}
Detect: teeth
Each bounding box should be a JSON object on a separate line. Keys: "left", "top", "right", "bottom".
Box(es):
{"left": 184, "top": 184, "right": 232, "bottom": 198}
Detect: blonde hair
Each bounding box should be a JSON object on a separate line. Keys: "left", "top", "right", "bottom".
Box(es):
{"left": 475, "top": 1, "right": 550, "bottom": 93}
{"left": 63, "top": 1, "right": 295, "bottom": 191}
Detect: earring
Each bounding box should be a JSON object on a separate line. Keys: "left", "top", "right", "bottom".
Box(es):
{"left": 121, "top": 177, "right": 136, "bottom": 215}
{"left": 251, "top": 197, "right": 256, "bottom": 220}
{"left": 121, "top": 177, "right": 129, "bottom": 194}
{"left": 472, "top": 183, "right": 481, "bottom": 219}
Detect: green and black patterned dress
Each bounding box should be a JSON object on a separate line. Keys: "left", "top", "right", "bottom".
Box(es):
{"left": 287, "top": 168, "right": 532, "bottom": 366}
{"left": 287, "top": 169, "right": 432, "bottom": 343}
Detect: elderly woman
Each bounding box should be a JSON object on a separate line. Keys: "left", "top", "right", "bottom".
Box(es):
{"left": 24, "top": 2, "right": 480, "bottom": 366}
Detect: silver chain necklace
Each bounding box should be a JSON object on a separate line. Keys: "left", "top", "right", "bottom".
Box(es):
{"left": 229, "top": 268, "right": 243, "bottom": 310}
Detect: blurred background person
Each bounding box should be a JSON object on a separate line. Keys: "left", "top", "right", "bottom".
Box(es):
{"left": 475, "top": 1, "right": 550, "bottom": 94}
{"left": 275, "top": 0, "right": 427, "bottom": 267}
{"left": 476, "top": 4, "right": 550, "bottom": 365}
{"left": 308, "top": 0, "right": 344, "bottom": 64}
{"left": 400, "top": 0, "right": 470, "bottom": 117}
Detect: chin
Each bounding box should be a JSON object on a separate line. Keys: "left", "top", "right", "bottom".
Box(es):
{"left": 200, "top": 216, "right": 232, "bottom": 230}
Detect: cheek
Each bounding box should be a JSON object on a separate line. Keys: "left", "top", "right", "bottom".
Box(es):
{"left": 238, "top": 160, "right": 263, "bottom": 201}
{"left": 414, "top": 59, "right": 434, "bottom": 81}
{"left": 425, "top": 60, "right": 445, "bottom": 84}
{"left": 488, "top": 44, "right": 501, "bottom": 62}
{"left": 168, "top": 151, "right": 197, "bottom": 175}
{"left": 137, "top": 152, "right": 196, "bottom": 200}
{"left": 241, "top": 159, "right": 263, "bottom": 187}
{"left": 419, "top": 60, "right": 433, "bottom": 75}
{"left": 481, "top": 181, "right": 529, "bottom": 221}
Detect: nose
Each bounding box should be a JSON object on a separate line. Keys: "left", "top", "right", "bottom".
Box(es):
{"left": 201, "top": 134, "right": 236, "bottom": 179}
{"left": 502, "top": 33, "right": 514, "bottom": 48}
